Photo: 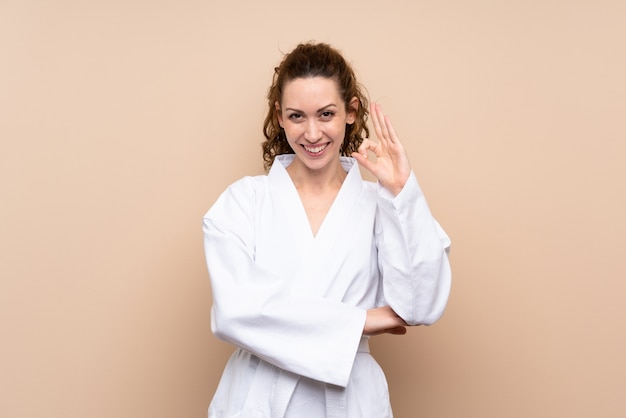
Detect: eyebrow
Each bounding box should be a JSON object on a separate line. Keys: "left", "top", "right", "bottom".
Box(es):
{"left": 284, "top": 104, "right": 338, "bottom": 113}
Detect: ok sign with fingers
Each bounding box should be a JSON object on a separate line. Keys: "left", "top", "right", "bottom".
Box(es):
{"left": 351, "top": 103, "right": 412, "bottom": 197}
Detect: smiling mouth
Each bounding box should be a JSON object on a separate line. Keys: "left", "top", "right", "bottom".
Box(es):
{"left": 303, "top": 143, "right": 329, "bottom": 154}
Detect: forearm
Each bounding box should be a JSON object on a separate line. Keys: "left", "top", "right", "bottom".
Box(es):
{"left": 376, "top": 172, "right": 452, "bottom": 325}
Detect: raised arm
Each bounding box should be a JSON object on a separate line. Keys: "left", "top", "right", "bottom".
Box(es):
{"left": 353, "top": 103, "right": 452, "bottom": 325}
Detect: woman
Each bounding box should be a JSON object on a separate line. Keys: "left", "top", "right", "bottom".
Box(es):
{"left": 203, "top": 42, "right": 451, "bottom": 418}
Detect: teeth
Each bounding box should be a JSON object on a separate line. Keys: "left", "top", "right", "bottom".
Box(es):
{"left": 304, "top": 144, "right": 327, "bottom": 153}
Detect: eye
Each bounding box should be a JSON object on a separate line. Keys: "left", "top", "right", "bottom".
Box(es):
{"left": 288, "top": 113, "right": 303, "bottom": 121}
{"left": 320, "top": 111, "right": 335, "bottom": 120}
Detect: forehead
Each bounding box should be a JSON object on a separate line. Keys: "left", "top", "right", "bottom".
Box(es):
{"left": 281, "top": 76, "right": 343, "bottom": 108}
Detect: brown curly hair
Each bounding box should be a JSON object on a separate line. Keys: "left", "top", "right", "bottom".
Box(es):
{"left": 261, "top": 42, "right": 370, "bottom": 171}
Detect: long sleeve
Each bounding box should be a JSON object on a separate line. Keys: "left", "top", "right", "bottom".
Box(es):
{"left": 375, "top": 172, "right": 452, "bottom": 325}
{"left": 203, "top": 177, "right": 366, "bottom": 387}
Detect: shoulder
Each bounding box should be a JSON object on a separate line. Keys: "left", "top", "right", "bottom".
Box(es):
{"left": 205, "top": 174, "right": 267, "bottom": 219}
{"left": 225, "top": 174, "right": 266, "bottom": 195}
{"left": 221, "top": 174, "right": 269, "bottom": 203}
{"left": 361, "top": 179, "right": 378, "bottom": 193}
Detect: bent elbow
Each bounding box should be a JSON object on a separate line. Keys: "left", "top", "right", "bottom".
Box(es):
{"left": 409, "top": 304, "right": 447, "bottom": 326}
{"left": 398, "top": 301, "right": 445, "bottom": 326}
{"left": 210, "top": 305, "right": 244, "bottom": 344}
{"left": 394, "top": 263, "right": 452, "bottom": 326}
{"left": 210, "top": 309, "right": 229, "bottom": 342}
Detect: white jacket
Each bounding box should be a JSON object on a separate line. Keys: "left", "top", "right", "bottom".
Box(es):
{"left": 203, "top": 155, "right": 451, "bottom": 417}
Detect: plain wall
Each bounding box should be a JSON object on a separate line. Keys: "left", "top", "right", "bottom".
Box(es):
{"left": 1, "top": 1, "right": 625, "bottom": 417}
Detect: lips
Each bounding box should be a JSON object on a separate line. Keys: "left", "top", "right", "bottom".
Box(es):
{"left": 303, "top": 143, "right": 329, "bottom": 154}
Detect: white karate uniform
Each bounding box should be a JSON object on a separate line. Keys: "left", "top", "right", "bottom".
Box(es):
{"left": 203, "top": 155, "right": 451, "bottom": 418}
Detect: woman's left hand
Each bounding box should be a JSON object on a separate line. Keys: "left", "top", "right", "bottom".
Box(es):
{"left": 352, "top": 103, "right": 412, "bottom": 196}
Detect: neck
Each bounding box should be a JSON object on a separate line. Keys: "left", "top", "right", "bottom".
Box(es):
{"left": 286, "top": 158, "right": 347, "bottom": 192}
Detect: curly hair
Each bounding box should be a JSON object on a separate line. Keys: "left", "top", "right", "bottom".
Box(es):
{"left": 261, "top": 42, "right": 369, "bottom": 171}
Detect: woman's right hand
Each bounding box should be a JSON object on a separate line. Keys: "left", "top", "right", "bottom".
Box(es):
{"left": 363, "top": 306, "right": 409, "bottom": 336}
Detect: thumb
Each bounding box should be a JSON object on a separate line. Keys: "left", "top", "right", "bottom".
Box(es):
{"left": 385, "top": 326, "right": 407, "bottom": 335}
{"left": 351, "top": 151, "right": 375, "bottom": 174}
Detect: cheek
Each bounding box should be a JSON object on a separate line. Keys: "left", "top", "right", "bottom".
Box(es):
{"left": 282, "top": 123, "right": 300, "bottom": 138}
{"left": 282, "top": 126, "right": 301, "bottom": 147}
{"left": 329, "top": 122, "right": 347, "bottom": 139}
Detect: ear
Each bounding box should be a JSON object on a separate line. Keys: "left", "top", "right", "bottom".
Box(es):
{"left": 275, "top": 101, "right": 283, "bottom": 127}
{"left": 346, "top": 97, "right": 359, "bottom": 124}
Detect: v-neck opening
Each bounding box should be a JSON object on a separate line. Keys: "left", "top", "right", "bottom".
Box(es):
{"left": 303, "top": 183, "right": 343, "bottom": 239}
{"left": 270, "top": 155, "right": 362, "bottom": 243}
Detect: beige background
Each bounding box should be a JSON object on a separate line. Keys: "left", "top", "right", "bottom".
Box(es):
{"left": 1, "top": 0, "right": 625, "bottom": 417}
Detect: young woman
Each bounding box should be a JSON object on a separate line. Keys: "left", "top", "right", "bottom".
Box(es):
{"left": 203, "top": 42, "right": 451, "bottom": 418}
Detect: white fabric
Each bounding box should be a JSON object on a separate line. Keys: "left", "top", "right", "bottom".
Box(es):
{"left": 203, "top": 155, "right": 451, "bottom": 418}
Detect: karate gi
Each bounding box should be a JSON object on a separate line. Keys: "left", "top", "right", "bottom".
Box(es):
{"left": 203, "top": 154, "right": 451, "bottom": 418}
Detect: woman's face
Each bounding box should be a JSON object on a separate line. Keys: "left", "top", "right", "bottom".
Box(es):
{"left": 277, "top": 76, "right": 356, "bottom": 173}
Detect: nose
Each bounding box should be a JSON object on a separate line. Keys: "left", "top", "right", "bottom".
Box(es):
{"left": 304, "top": 119, "right": 322, "bottom": 143}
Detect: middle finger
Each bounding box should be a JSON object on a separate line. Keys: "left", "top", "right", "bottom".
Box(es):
{"left": 371, "top": 103, "right": 390, "bottom": 146}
